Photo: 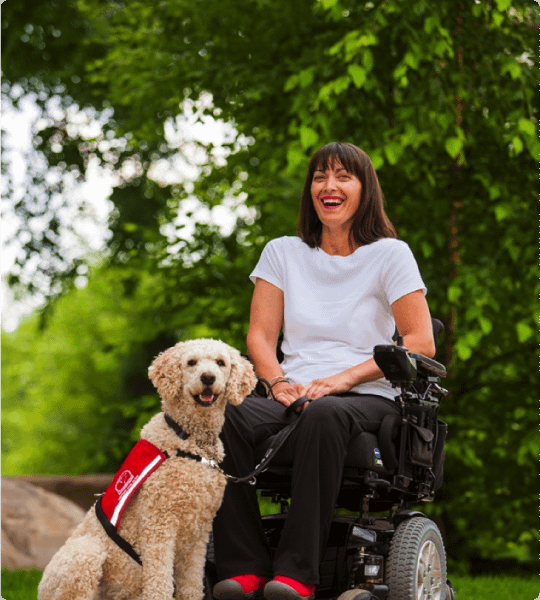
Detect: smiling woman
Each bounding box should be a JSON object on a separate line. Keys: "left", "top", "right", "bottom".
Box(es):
{"left": 311, "top": 163, "right": 362, "bottom": 244}
{"left": 297, "top": 142, "right": 397, "bottom": 254}
{"left": 212, "top": 142, "right": 435, "bottom": 600}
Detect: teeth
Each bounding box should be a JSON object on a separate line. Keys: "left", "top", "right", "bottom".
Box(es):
{"left": 323, "top": 200, "right": 342, "bottom": 206}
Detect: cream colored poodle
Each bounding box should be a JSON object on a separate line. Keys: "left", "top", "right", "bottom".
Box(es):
{"left": 38, "top": 338, "right": 256, "bottom": 600}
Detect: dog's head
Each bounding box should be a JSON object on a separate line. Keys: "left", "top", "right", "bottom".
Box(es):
{"left": 148, "top": 339, "right": 256, "bottom": 417}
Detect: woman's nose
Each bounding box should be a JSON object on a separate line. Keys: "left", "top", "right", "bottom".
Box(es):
{"left": 324, "top": 176, "right": 338, "bottom": 191}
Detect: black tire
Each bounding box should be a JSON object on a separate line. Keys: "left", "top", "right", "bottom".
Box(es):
{"left": 386, "top": 517, "right": 447, "bottom": 600}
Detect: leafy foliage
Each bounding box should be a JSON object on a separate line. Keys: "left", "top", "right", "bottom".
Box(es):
{"left": 2, "top": 0, "right": 538, "bottom": 568}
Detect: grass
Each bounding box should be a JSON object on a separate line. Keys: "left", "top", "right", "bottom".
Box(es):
{"left": 2, "top": 569, "right": 538, "bottom": 600}
{"left": 450, "top": 575, "right": 538, "bottom": 599}
{"left": 2, "top": 569, "right": 42, "bottom": 599}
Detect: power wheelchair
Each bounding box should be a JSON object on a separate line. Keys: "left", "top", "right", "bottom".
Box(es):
{"left": 205, "top": 319, "right": 455, "bottom": 600}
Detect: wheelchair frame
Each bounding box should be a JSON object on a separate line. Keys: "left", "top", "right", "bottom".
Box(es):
{"left": 206, "top": 324, "right": 455, "bottom": 600}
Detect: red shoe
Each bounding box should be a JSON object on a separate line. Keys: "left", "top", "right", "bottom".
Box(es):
{"left": 264, "top": 576, "right": 316, "bottom": 600}
{"left": 214, "top": 575, "right": 271, "bottom": 600}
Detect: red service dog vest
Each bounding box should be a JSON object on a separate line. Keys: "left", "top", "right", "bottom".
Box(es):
{"left": 100, "top": 439, "right": 166, "bottom": 527}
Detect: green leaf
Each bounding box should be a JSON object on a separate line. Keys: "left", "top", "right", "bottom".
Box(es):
{"left": 455, "top": 339, "right": 472, "bottom": 361}
{"left": 404, "top": 51, "right": 419, "bottom": 70}
{"left": 347, "top": 64, "right": 366, "bottom": 89}
{"left": 370, "top": 150, "right": 384, "bottom": 170}
{"left": 494, "top": 204, "right": 512, "bottom": 221}
{"left": 502, "top": 59, "right": 522, "bottom": 80}
{"left": 488, "top": 185, "right": 501, "bottom": 200}
{"left": 287, "top": 146, "right": 305, "bottom": 170}
{"left": 284, "top": 73, "right": 299, "bottom": 92}
{"left": 516, "top": 321, "right": 534, "bottom": 343}
{"left": 524, "top": 134, "right": 540, "bottom": 161}
{"left": 361, "top": 49, "right": 374, "bottom": 72}
{"left": 383, "top": 141, "right": 403, "bottom": 165}
{"left": 448, "top": 285, "right": 462, "bottom": 303}
{"left": 495, "top": 0, "right": 511, "bottom": 11}
{"left": 445, "top": 137, "right": 463, "bottom": 159}
{"left": 478, "top": 316, "right": 493, "bottom": 335}
{"left": 511, "top": 136, "right": 523, "bottom": 155}
{"left": 492, "top": 11, "right": 503, "bottom": 27}
{"left": 299, "top": 68, "right": 314, "bottom": 89}
{"left": 423, "top": 15, "right": 439, "bottom": 34}
{"left": 518, "top": 118, "right": 535, "bottom": 137}
{"left": 300, "top": 126, "right": 318, "bottom": 150}
{"left": 320, "top": 0, "right": 339, "bottom": 9}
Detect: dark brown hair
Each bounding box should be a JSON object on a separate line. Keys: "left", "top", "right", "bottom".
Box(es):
{"left": 297, "top": 142, "right": 398, "bottom": 248}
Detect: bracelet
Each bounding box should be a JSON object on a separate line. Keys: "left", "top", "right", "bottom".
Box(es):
{"left": 258, "top": 377, "right": 292, "bottom": 401}
{"left": 270, "top": 377, "right": 291, "bottom": 388}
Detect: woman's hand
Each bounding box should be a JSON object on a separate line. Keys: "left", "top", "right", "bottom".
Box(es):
{"left": 301, "top": 371, "right": 355, "bottom": 401}
{"left": 272, "top": 381, "right": 306, "bottom": 407}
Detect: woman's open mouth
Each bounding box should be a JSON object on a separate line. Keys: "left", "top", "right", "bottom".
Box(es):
{"left": 322, "top": 197, "right": 343, "bottom": 208}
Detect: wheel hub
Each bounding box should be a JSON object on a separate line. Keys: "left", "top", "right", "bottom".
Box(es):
{"left": 416, "top": 540, "right": 443, "bottom": 600}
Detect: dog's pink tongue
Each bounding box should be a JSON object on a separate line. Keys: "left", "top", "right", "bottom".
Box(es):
{"left": 200, "top": 393, "right": 214, "bottom": 403}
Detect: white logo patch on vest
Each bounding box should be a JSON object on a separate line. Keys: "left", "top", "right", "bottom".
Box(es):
{"left": 101, "top": 439, "right": 167, "bottom": 527}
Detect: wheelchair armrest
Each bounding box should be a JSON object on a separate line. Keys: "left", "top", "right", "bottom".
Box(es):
{"left": 408, "top": 353, "right": 446, "bottom": 378}
{"left": 373, "top": 345, "right": 447, "bottom": 386}
{"left": 373, "top": 344, "right": 417, "bottom": 385}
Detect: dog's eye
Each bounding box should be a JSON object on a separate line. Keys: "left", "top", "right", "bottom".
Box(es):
{"left": 187, "top": 359, "right": 197, "bottom": 367}
{"left": 216, "top": 359, "right": 226, "bottom": 367}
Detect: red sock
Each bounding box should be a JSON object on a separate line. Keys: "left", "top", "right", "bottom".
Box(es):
{"left": 231, "top": 575, "right": 271, "bottom": 594}
{"left": 274, "top": 575, "right": 316, "bottom": 597}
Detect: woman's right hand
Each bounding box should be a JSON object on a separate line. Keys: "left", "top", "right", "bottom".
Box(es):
{"left": 272, "top": 381, "right": 306, "bottom": 407}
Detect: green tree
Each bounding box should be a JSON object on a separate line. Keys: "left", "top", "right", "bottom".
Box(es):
{"left": 2, "top": 0, "right": 538, "bottom": 567}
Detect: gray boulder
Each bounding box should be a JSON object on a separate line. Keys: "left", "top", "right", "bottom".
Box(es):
{"left": 1, "top": 477, "right": 86, "bottom": 569}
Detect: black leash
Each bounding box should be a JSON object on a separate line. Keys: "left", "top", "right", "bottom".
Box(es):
{"left": 95, "top": 401, "right": 311, "bottom": 566}
{"left": 163, "top": 400, "right": 312, "bottom": 486}
{"left": 224, "top": 396, "right": 311, "bottom": 485}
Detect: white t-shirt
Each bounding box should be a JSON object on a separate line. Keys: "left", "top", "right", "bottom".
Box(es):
{"left": 249, "top": 236, "right": 427, "bottom": 400}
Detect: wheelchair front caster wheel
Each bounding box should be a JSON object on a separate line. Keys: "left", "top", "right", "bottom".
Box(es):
{"left": 386, "top": 517, "right": 447, "bottom": 600}
{"left": 445, "top": 580, "right": 456, "bottom": 600}
{"left": 337, "top": 590, "right": 375, "bottom": 600}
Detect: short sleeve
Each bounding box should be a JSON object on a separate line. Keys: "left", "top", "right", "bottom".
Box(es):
{"left": 380, "top": 241, "right": 427, "bottom": 306}
{"left": 249, "top": 239, "right": 285, "bottom": 290}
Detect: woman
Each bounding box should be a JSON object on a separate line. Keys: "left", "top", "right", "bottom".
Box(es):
{"left": 212, "top": 142, "right": 435, "bottom": 600}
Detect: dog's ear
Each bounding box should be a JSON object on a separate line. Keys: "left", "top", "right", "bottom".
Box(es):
{"left": 148, "top": 344, "right": 184, "bottom": 394}
{"left": 148, "top": 351, "right": 169, "bottom": 389}
{"left": 226, "top": 351, "right": 257, "bottom": 405}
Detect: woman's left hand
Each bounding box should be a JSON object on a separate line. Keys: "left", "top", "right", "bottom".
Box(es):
{"left": 301, "top": 371, "right": 355, "bottom": 401}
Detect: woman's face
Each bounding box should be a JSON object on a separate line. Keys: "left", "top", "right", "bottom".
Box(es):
{"left": 310, "top": 161, "right": 362, "bottom": 233}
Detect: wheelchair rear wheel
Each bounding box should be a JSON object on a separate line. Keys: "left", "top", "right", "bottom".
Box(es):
{"left": 386, "top": 517, "right": 447, "bottom": 600}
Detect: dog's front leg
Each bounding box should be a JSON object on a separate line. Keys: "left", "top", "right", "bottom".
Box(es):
{"left": 173, "top": 528, "right": 211, "bottom": 600}
{"left": 139, "top": 527, "right": 177, "bottom": 600}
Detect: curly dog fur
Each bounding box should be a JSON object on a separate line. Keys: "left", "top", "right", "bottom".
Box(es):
{"left": 38, "top": 338, "right": 256, "bottom": 600}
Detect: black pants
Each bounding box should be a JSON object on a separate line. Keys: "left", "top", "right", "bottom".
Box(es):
{"left": 212, "top": 393, "right": 399, "bottom": 585}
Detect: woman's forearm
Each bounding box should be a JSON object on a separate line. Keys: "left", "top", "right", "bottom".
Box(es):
{"left": 246, "top": 330, "right": 284, "bottom": 382}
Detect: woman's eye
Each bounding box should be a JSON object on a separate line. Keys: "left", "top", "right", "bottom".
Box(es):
{"left": 187, "top": 359, "right": 197, "bottom": 367}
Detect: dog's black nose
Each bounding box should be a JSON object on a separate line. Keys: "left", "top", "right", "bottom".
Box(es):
{"left": 200, "top": 372, "right": 216, "bottom": 386}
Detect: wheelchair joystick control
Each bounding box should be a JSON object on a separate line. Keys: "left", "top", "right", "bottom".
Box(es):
{"left": 373, "top": 344, "right": 417, "bottom": 386}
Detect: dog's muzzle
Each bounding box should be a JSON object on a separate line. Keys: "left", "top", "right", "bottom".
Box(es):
{"left": 192, "top": 388, "right": 219, "bottom": 407}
